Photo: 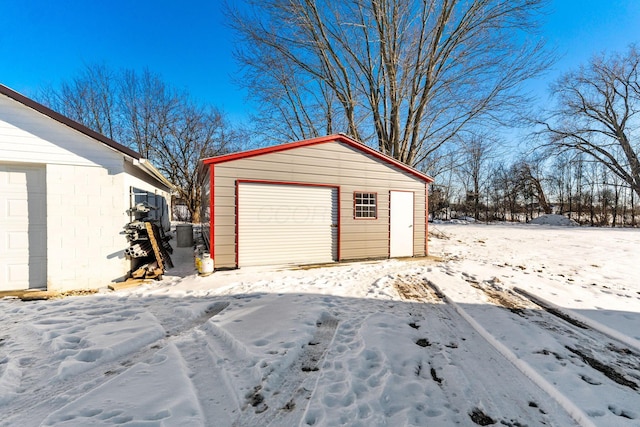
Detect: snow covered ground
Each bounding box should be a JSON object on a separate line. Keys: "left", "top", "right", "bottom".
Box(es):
{"left": 1, "top": 222, "right": 639, "bottom": 426}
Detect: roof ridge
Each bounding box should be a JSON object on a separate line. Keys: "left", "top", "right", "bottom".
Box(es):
{"left": 202, "top": 133, "right": 433, "bottom": 183}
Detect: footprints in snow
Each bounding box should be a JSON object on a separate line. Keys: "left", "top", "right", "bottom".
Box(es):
{"left": 163, "top": 301, "right": 230, "bottom": 338}
{"left": 565, "top": 346, "right": 639, "bottom": 390}
{"left": 301, "top": 315, "right": 340, "bottom": 372}
{"left": 415, "top": 338, "right": 431, "bottom": 348}
{"left": 587, "top": 405, "right": 639, "bottom": 420}
{"left": 608, "top": 404, "right": 638, "bottom": 420}
{"left": 237, "top": 313, "right": 340, "bottom": 426}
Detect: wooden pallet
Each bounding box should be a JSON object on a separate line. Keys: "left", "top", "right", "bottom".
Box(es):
{"left": 145, "top": 222, "right": 174, "bottom": 270}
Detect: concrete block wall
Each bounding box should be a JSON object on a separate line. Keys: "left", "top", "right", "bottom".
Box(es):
{"left": 46, "top": 163, "right": 128, "bottom": 291}
{"left": 2, "top": 90, "right": 172, "bottom": 292}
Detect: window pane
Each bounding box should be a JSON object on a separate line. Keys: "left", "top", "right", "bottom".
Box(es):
{"left": 354, "top": 192, "right": 376, "bottom": 218}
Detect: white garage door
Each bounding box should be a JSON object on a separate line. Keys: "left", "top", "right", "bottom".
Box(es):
{"left": 0, "top": 164, "right": 47, "bottom": 291}
{"left": 238, "top": 183, "right": 337, "bottom": 267}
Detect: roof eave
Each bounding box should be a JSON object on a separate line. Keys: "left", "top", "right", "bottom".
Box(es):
{"left": 202, "top": 134, "right": 434, "bottom": 183}
{"left": 134, "top": 159, "right": 174, "bottom": 191}
{"left": 0, "top": 83, "right": 142, "bottom": 160}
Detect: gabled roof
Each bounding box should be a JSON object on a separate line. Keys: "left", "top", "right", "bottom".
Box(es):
{"left": 202, "top": 134, "right": 434, "bottom": 183}
{"left": 0, "top": 83, "right": 141, "bottom": 160}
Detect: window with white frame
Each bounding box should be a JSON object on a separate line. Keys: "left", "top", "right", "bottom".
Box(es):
{"left": 354, "top": 192, "right": 377, "bottom": 218}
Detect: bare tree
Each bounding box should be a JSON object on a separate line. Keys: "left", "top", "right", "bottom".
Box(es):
{"left": 456, "top": 135, "right": 495, "bottom": 220}
{"left": 424, "top": 147, "right": 459, "bottom": 220}
{"left": 38, "top": 64, "right": 235, "bottom": 222}
{"left": 151, "top": 102, "right": 232, "bottom": 222}
{"left": 119, "top": 69, "right": 182, "bottom": 159}
{"left": 488, "top": 163, "right": 512, "bottom": 221}
{"left": 540, "top": 46, "right": 640, "bottom": 200}
{"left": 514, "top": 155, "right": 552, "bottom": 215}
{"left": 38, "top": 63, "right": 121, "bottom": 140}
{"left": 228, "top": 0, "right": 552, "bottom": 167}
{"left": 502, "top": 163, "right": 525, "bottom": 221}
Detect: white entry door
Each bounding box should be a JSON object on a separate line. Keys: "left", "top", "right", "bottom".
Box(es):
{"left": 238, "top": 183, "right": 338, "bottom": 266}
{"left": 0, "top": 164, "right": 47, "bottom": 291}
{"left": 390, "top": 191, "right": 414, "bottom": 257}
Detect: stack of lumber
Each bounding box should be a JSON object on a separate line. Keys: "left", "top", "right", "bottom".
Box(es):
{"left": 123, "top": 202, "right": 173, "bottom": 281}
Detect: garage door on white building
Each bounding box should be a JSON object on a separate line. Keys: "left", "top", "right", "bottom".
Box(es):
{"left": 238, "top": 183, "right": 338, "bottom": 267}
{"left": 0, "top": 164, "right": 47, "bottom": 291}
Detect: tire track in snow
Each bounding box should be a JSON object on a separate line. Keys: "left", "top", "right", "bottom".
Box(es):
{"left": 174, "top": 327, "right": 244, "bottom": 426}
{"left": 477, "top": 282, "right": 640, "bottom": 392}
{"left": 232, "top": 313, "right": 339, "bottom": 427}
{"left": 514, "top": 287, "right": 640, "bottom": 353}
{"left": 0, "top": 300, "right": 229, "bottom": 427}
{"left": 431, "top": 269, "right": 640, "bottom": 426}
{"left": 382, "top": 273, "right": 578, "bottom": 426}
{"left": 174, "top": 301, "right": 230, "bottom": 335}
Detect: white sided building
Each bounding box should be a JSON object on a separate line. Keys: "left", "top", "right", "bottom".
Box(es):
{"left": 0, "top": 84, "right": 172, "bottom": 292}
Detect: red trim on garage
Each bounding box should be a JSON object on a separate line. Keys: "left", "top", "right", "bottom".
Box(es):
{"left": 202, "top": 134, "right": 433, "bottom": 184}
{"left": 209, "top": 164, "right": 215, "bottom": 257}
{"left": 235, "top": 179, "right": 341, "bottom": 267}
{"left": 336, "top": 190, "right": 341, "bottom": 261}
{"left": 425, "top": 183, "right": 429, "bottom": 256}
{"left": 238, "top": 179, "right": 340, "bottom": 189}
{"left": 235, "top": 180, "right": 240, "bottom": 266}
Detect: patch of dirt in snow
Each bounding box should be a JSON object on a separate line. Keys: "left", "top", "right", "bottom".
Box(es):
{"left": 565, "top": 346, "right": 638, "bottom": 390}
{"left": 469, "top": 275, "right": 640, "bottom": 387}
{"left": 470, "top": 279, "right": 533, "bottom": 316}
{"left": 392, "top": 274, "right": 445, "bottom": 303}
{"left": 513, "top": 288, "right": 589, "bottom": 330}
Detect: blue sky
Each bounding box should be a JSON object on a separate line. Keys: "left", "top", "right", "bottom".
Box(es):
{"left": 1, "top": 0, "right": 639, "bottom": 126}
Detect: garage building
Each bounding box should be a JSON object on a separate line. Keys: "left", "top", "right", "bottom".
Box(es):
{"left": 0, "top": 84, "right": 171, "bottom": 292}
{"left": 200, "top": 134, "right": 433, "bottom": 268}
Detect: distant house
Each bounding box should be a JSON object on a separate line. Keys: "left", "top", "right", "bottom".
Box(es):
{"left": 0, "top": 84, "right": 172, "bottom": 292}
{"left": 199, "top": 134, "right": 434, "bottom": 269}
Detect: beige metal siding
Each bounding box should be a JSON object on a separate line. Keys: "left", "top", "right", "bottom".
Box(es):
{"left": 212, "top": 141, "right": 427, "bottom": 268}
